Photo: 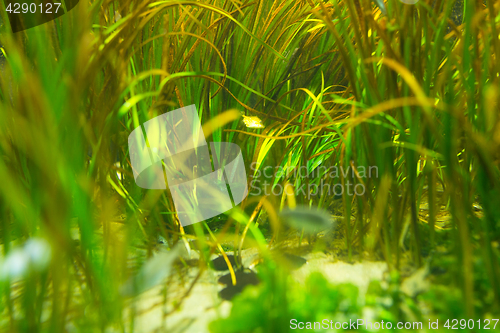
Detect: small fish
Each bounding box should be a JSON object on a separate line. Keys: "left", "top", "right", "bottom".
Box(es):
{"left": 373, "top": 0, "right": 387, "bottom": 15}
{"left": 279, "top": 205, "right": 334, "bottom": 234}
{"left": 120, "top": 244, "right": 181, "bottom": 297}
{"left": 241, "top": 114, "right": 265, "bottom": 129}
{"left": 114, "top": 11, "right": 122, "bottom": 23}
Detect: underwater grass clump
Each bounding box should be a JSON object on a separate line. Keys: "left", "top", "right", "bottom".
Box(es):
{"left": 0, "top": 0, "right": 499, "bottom": 332}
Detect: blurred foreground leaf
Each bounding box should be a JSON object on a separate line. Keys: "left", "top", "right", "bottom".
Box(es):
{"left": 121, "top": 243, "right": 182, "bottom": 297}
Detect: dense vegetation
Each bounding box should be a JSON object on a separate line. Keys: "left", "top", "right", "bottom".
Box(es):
{"left": 0, "top": 0, "right": 499, "bottom": 332}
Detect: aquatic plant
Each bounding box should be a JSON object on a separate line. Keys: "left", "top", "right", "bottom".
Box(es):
{"left": 0, "top": 0, "right": 499, "bottom": 332}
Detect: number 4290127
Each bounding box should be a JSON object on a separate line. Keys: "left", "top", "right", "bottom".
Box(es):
{"left": 6, "top": 3, "right": 62, "bottom": 14}
{"left": 444, "top": 318, "right": 498, "bottom": 330}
